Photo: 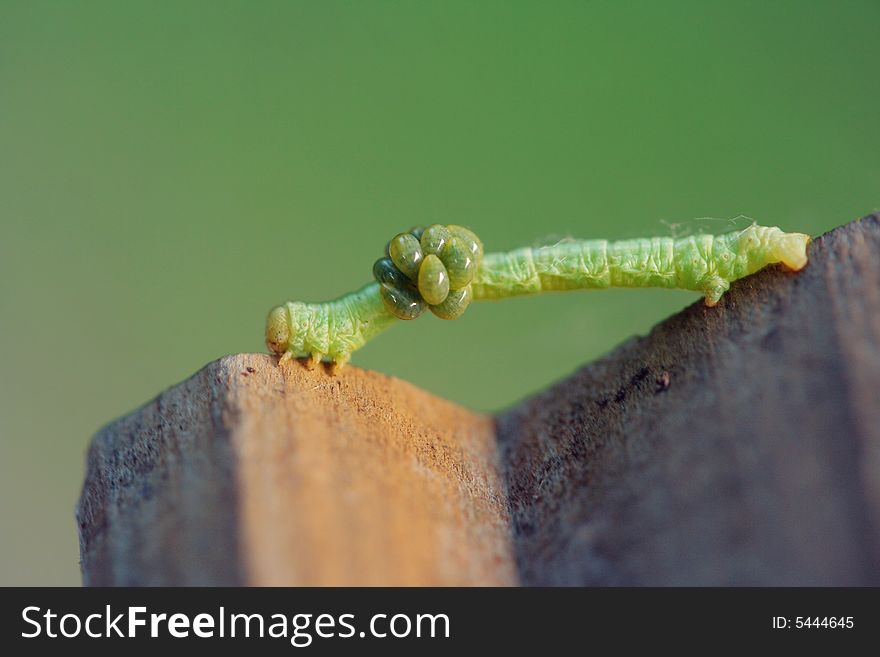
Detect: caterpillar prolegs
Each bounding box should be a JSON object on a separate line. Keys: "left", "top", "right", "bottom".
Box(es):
{"left": 266, "top": 224, "right": 810, "bottom": 370}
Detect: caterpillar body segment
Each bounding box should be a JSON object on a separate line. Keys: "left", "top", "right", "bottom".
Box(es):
{"left": 266, "top": 224, "right": 810, "bottom": 368}
{"left": 471, "top": 225, "right": 810, "bottom": 307}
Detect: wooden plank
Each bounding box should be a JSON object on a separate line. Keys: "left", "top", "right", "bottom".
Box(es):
{"left": 77, "top": 358, "right": 515, "bottom": 585}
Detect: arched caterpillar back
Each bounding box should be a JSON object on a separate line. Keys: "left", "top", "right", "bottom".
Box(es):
{"left": 267, "top": 223, "right": 810, "bottom": 370}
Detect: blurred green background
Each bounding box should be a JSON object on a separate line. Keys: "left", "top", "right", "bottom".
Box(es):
{"left": 1, "top": 1, "right": 878, "bottom": 585}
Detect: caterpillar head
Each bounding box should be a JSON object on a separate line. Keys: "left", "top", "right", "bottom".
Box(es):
{"left": 265, "top": 304, "right": 291, "bottom": 355}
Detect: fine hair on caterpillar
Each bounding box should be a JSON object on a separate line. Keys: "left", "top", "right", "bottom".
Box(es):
{"left": 658, "top": 214, "right": 759, "bottom": 240}
{"left": 266, "top": 223, "right": 811, "bottom": 371}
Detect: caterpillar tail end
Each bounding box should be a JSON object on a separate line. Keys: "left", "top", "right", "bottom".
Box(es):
{"left": 773, "top": 232, "right": 811, "bottom": 271}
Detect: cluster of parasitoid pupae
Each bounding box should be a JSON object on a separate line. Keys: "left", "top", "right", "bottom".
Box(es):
{"left": 372, "top": 224, "right": 484, "bottom": 321}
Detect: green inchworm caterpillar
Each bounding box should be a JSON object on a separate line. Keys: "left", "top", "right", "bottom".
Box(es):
{"left": 266, "top": 223, "right": 810, "bottom": 371}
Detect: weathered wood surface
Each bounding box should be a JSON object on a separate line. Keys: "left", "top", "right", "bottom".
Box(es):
{"left": 78, "top": 214, "right": 880, "bottom": 585}
{"left": 77, "top": 358, "right": 513, "bottom": 585}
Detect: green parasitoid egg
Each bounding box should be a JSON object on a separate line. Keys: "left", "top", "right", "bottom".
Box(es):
{"left": 380, "top": 283, "right": 427, "bottom": 320}
{"left": 447, "top": 225, "right": 483, "bottom": 264}
{"left": 388, "top": 232, "right": 424, "bottom": 280}
{"left": 408, "top": 225, "right": 426, "bottom": 242}
{"left": 420, "top": 224, "right": 452, "bottom": 257}
{"left": 372, "top": 257, "right": 413, "bottom": 290}
{"left": 430, "top": 285, "right": 472, "bottom": 320}
{"left": 418, "top": 254, "right": 450, "bottom": 305}
{"left": 440, "top": 236, "right": 476, "bottom": 289}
